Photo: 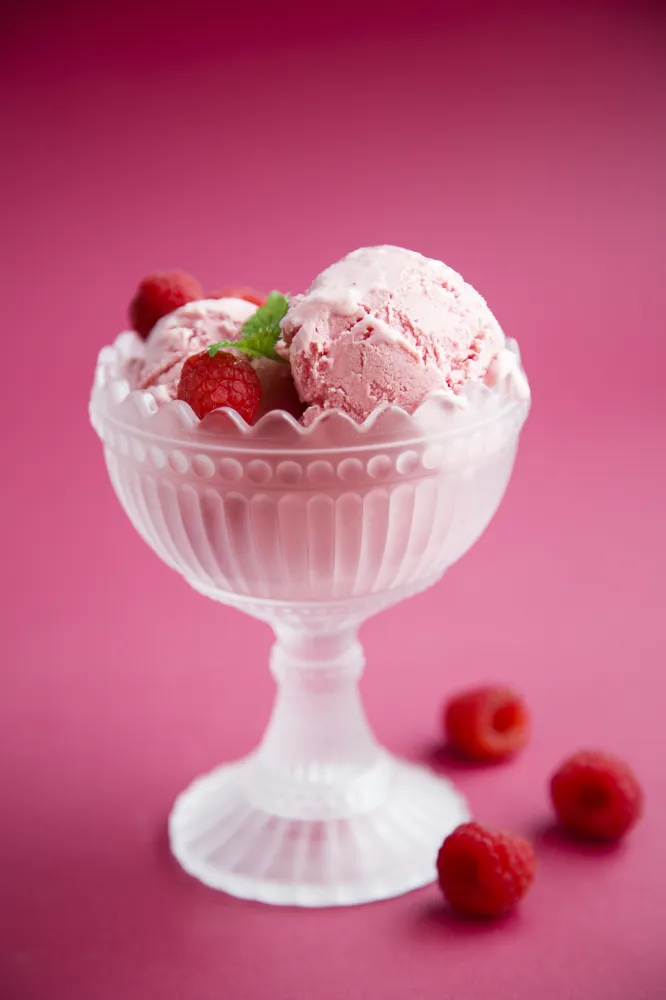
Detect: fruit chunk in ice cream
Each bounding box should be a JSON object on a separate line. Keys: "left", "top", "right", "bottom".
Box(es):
{"left": 277, "top": 245, "right": 509, "bottom": 424}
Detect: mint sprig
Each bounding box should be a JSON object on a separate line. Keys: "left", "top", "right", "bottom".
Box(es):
{"left": 208, "top": 291, "right": 289, "bottom": 362}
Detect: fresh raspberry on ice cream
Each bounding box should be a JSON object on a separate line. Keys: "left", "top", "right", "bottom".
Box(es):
{"left": 129, "top": 270, "right": 204, "bottom": 339}
{"left": 437, "top": 822, "right": 536, "bottom": 918}
{"left": 550, "top": 750, "right": 643, "bottom": 841}
{"left": 177, "top": 350, "right": 261, "bottom": 423}
{"left": 444, "top": 686, "right": 530, "bottom": 761}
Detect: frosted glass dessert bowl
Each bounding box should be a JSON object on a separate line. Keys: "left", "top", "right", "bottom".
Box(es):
{"left": 90, "top": 332, "right": 530, "bottom": 907}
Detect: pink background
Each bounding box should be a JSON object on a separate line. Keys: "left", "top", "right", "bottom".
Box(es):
{"left": 2, "top": 1, "right": 665, "bottom": 997}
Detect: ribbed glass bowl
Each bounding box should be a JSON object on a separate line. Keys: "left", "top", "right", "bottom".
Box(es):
{"left": 90, "top": 332, "right": 530, "bottom": 906}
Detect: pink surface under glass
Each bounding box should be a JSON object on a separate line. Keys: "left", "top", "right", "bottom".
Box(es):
{"left": 2, "top": 1, "right": 666, "bottom": 998}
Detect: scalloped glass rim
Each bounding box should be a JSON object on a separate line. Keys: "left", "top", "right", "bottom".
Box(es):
{"left": 91, "top": 331, "right": 530, "bottom": 448}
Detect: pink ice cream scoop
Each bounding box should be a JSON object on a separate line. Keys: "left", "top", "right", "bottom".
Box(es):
{"left": 131, "top": 298, "right": 302, "bottom": 420}
{"left": 277, "top": 245, "right": 507, "bottom": 424}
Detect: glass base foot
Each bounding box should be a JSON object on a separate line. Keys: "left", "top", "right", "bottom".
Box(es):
{"left": 169, "top": 755, "right": 470, "bottom": 907}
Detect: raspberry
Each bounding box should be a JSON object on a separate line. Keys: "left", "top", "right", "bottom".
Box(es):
{"left": 129, "top": 270, "right": 203, "bottom": 339}
{"left": 177, "top": 350, "right": 261, "bottom": 424}
{"left": 437, "top": 822, "right": 536, "bottom": 918}
{"left": 550, "top": 750, "right": 643, "bottom": 841}
{"left": 443, "top": 685, "right": 529, "bottom": 761}
{"left": 209, "top": 286, "right": 267, "bottom": 307}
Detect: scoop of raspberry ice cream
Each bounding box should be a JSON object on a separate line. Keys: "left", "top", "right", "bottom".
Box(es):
{"left": 277, "top": 245, "right": 508, "bottom": 423}
{"left": 136, "top": 298, "right": 256, "bottom": 396}
{"left": 130, "top": 297, "right": 302, "bottom": 420}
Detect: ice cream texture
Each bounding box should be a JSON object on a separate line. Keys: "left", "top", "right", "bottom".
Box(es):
{"left": 278, "top": 245, "right": 514, "bottom": 424}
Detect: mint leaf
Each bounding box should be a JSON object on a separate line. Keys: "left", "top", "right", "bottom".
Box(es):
{"left": 208, "top": 291, "right": 289, "bottom": 362}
